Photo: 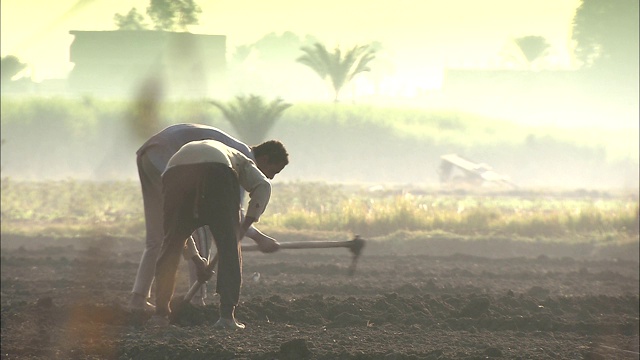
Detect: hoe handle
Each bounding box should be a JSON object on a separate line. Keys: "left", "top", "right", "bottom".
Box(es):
{"left": 242, "top": 235, "right": 366, "bottom": 275}
{"left": 242, "top": 239, "right": 354, "bottom": 251}
{"left": 243, "top": 236, "right": 365, "bottom": 255}
{"left": 182, "top": 253, "right": 218, "bottom": 303}
{"left": 184, "top": 236, "right": 366, "bottom": 303}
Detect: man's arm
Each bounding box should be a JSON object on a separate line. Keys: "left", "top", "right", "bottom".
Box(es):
{"left": 238, "top": 216, "right": 255, "bottom": 241}
{"left": 244, "top": 225, "right": 280, "bottom": 252}
{"left": 240, "top": 208, "right": 279, "bottom": 251}
{"left": 237, "top": 155, "right": 279, "bottom": 253}
{"left": 239, "top": 216, "right": 283, "bottom": 253}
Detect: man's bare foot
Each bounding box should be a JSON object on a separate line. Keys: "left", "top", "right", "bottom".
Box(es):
{"left": 190, "top": 296, "right": 206, "bottom": 307}
{"left": 128, "top": 293, "right": 156, "bottom": 313}
{"left": 146, "top": 314, "right": 170, "bottom": 328}
{"left": 213, "top": 317, "right": 245, "bottom": 330}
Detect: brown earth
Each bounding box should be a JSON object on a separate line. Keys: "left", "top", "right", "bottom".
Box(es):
{"left": 1, "top": 233, "right": 638, "bottom": 360}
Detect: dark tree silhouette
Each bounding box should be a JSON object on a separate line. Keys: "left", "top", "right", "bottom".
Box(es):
{"left": 572, "top": 0, "right": 639, "bottom": 73}
{"left": 114, "top": 7, "right": 148, "bottom": 30}
{"left": 115, "top": 0, "right": 201, "bottom": 31}
{"left": 147, "top": 0, "right": 201, "bottom": 31}
{"left": 1, "top": 56, "right": 27, "bottom": 86}
{"left": 297, "top": 42, "right": 377, "bottom": 102}
{"left": 514, "top": 36, "right": 551, "bottom": 67}
{"left": 210, "top": 95, "right": 292, "bottom": 144}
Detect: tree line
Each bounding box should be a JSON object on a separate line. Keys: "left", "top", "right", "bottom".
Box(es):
{"left": 3, "top": 0, "right": 636, "bottom": 98}
{"left": 2, "top": 0, "right": 637, "bottom": 144}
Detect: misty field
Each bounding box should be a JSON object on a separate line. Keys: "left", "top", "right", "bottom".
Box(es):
{"left": 2, "top": 97, "right": 639, "bottom": 359}
{"left": 2, "top": 179, "right": 638, "bottom": 244}
{"left": 2, "top": 178, "right": 639, "bottom": 359}
{"left": 1, "top": 97, "right": 638, "bottom": 188}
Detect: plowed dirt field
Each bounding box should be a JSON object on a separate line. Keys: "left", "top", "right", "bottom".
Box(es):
{"left": 1, "top": 233, "right": 638, "bottom": 359}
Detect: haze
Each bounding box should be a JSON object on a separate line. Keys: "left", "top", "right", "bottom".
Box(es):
{"left": 3, "top": 0, "right": 579, "bottom": 88}
{"left": 1, "top": 0, "right": 638, "bottom": 187}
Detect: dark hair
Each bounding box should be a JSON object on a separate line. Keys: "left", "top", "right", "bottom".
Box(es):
{"left": 252, "top": 140, "right": 289, "bottom": 165}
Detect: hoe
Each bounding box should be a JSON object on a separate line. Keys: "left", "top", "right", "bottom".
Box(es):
{"left": 174, "top": 235, "right": 366, "bottom": 311}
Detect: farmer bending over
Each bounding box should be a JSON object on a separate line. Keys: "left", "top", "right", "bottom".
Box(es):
{"left": 130, "top": 124, "right": 286, "bottom": 311}
{"left": 149, "top": 140, "right": 286, "bottom": 329}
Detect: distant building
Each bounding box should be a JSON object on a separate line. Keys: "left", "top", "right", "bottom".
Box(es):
{"left": 68, "top": 30, "right": 227, "bottom": 98}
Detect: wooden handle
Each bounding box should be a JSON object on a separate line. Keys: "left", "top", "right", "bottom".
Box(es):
{"left": 241, "top": 240, "right": 353, "bottom": 252}
{"left": 182, "top": 253, "right": 218, "bottom": 303}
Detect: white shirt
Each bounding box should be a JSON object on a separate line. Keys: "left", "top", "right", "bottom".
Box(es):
{"left": 165, "top": 140, "right": 271, "bottom": 221}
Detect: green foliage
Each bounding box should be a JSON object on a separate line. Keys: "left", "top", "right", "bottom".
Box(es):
{"left": 114, "top": 7, "right": 148, "bottom": 30}
{"left": 0, "top": 97, "right": 131, "bottom": 178}
{"left": 297, "top": 43, "right": 377, "bottom": 102}
{"left": 1, "top": 97, "right": 100, "bottom": 138}
{"left": 0, "top": 97, "right": 636, "bottom": 182}
{"left": 513, "top": 36, "right": 551, "bottom": 66}
{"left": 268, "top": 185, "right": 636, "bottom": 240}
{"left": 0, "top": 179, "right": 143, "bottom": 237}
{"left": 114, "top": 0, "right": 201, "bottom": 31}
{"left": 147, "top": 0, "right": 201, "bottom": 31}
{"left": 283, "top": 103, "right": 527, "bottom": 147}
{"left": 1, "top": 56, "right": 27, "bottom": 84}
{"left": 572, "top": 0, "right": 639, "bottom": 71}
{"left": 210, "top": 95, "right": 292, "bottom": 145}
{"left": 2, "top": 180, "right": 636, "bottom": 243}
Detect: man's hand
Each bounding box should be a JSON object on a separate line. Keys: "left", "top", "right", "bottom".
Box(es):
{"left": 192, "top": 255, "right": 214, "bottom": 283}
{"left": 253, "top": 234, "right": 280, "bottom": 253}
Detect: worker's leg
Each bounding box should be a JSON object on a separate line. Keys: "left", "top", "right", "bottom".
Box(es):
{"left": 154, "top": 165, "right": 201, "bottom": 317}
{"left": 200, "top": 165, "right": 242, "bottom": 321}
{"left": 130, "top": 153, "right": 163, "bottom": 309}
{"left": 154, "top": 222, "right": 194, "bottom": 317}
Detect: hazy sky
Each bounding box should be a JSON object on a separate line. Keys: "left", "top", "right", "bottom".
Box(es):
{"left": 2, "top": 0, "right": 581, "bottom": 83}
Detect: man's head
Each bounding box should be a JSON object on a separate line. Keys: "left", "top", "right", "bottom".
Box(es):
{"left": 252, "top": 140, "right": 289, "bottom": 179}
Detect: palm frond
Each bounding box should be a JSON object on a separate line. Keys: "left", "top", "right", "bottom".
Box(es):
{"left": 297, "top": 42, "right": 378, "bottom": 102}
{"left": 348, "top": 47, "right": 376, "bottom": 82}
{"left": 297, "top": 43, "right": 331, "bottom": 78}
{"left": 210, "top": 94, "right": 291, "bottom": 144}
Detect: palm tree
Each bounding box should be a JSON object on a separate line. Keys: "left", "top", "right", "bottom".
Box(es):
{"left": 297, "top": 42, "right": 376, "bottom": 102}
{"left": 210, "top": 94, "right": 292, "bottom": 144}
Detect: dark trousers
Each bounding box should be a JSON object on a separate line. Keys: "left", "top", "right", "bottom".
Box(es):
{"left": 155, "top": 163, "right": 241, "bottom": 316}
